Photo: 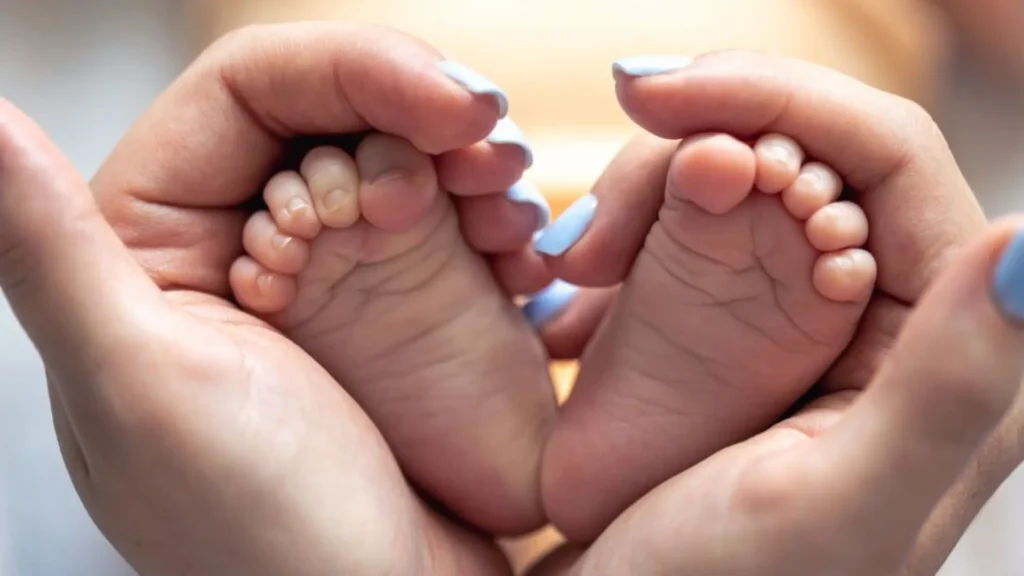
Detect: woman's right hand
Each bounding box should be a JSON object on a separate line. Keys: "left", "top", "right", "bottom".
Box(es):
{"left": 533, "top": 51, "right": 1024, "bottom": 575}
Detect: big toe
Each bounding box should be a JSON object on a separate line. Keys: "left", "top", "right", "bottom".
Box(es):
{"left": 355, "top": 133, "right": 440, "bottom": 233}
{"left": 666, "top": 133, "right": 756, "bottom": 216}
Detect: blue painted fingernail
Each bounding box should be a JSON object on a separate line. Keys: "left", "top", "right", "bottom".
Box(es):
{"left": 487, "top": 117, "right": 534, "bottom": 168}
{"left": 507, "top": 178, "right": 551, "bottom": 231}
{"left": 533, "top": 194, "right": 598, "bottom": 256}
{"left": 438, "top": 60, "right": 509, "bottom": 118}
{"left": 523, "top": 280, "right": 579, "bottom": 327}
{"left": 612, "top": 55, "right": 693, "bottom": 78}
{"left": 994, "top": 230, "right": 1024, "bottom": 321}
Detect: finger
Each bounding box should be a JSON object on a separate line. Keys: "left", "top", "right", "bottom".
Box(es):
{"left": 437, "top": 117, "right": 533, "bottom": 195}
{"left": 91, "top": 22, "right": 510, "bottom": 293}
{"left": 458, "top": 183, "right": 549, "bottom": 254}
{"left": 532, "top": 133, "right": 675, "bottom": 286}
{"left": 0, "top": 100, "right": 167, "bottom": 423}
{"left": 535, "top": 286, "right": 618, "bottom": 360}
{"left": 490, "top": 248, "right": 616, "bottom": 361}
{"left": 490, "top": 246, "right": 556, "bottom": 296}
{"left": 805, "top": 219, "right": 1024, "bottom": 558}
{"left": 613, "top": 50, "right": 986, "bottom": 301}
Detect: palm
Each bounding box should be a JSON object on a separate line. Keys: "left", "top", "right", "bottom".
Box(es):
{"left": 573, "top": 389, "right": 915, "bottom": 576}
{"left": 57, "top": 292, "right": 502, "bottom": 575}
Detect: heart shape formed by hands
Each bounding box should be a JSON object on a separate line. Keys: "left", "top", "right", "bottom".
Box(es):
{"left": 0, "top": 22, "right": 1021, "bottom": 576}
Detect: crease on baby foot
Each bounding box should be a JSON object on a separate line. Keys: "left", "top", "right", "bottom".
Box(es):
{"left": 646, "top": 223, "right": 838, "bottom": 353}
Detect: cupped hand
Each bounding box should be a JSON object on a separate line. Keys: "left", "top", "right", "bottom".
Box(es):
{"left": 530, "top": 216, "right": 1024, "bottom": 576}
{"left": 0, "top": 22, "right": 544, "bottom": 576}
{"left": 534, "top": 52, "right": 1020, "bottom": 574}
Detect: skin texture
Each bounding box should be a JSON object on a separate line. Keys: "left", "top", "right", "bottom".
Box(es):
{"left": 530, "top": 216, "right": 1024, "bottom": 575}
{"left": 536, "top": 51, "right": 1010, "bottom": 573}
{"left": 230, "top": 136, "right": 557, "bottom": 536}
{"left": 541, "top": 132, "right": 877, "bottom": 541}
{"left": 0, "top": 22, "right": 1019, "bottom": 575}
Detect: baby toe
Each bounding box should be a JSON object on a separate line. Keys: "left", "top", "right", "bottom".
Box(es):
{"left": 782, "top": 162, "right": 843, "bottom": 221}
{"left": 805, "top": 201, "right": 869, "bottom": 252}
{"left": 242, "top": 211, "right": 310, "bottom": 275}
{"left": 229, "top": 256, "right": 298, "bottom": 314}
{"left": 813, "top": 249, "right": 878, "bottom": 303}
{"left": 300, "top": 146, "right": 362, "bottom": 229}
{"left": 356, "top": 133, "right": 440, "bottom": 233}
{"left": 264, "top": 170, "right": 322, "bottom": 240}
{"left": 754, "top": 133, "right": 805, "bottom": 194}
{"left": 667, "top": 133, "right": 756, "bottom": 215}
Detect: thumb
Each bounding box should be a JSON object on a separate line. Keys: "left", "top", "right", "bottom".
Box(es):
{"left": 806, "top": 217, "right": 1024, "bottom": 561}
{"left": 0, "top": 100, "right": 165, "bottom": 388}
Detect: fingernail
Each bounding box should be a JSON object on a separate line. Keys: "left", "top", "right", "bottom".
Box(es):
{"left": 612, "top": 55, "right": 692, "bottom": 78}
{"left": 438, "top": 60, "right": 509, "bottom": 118}
{"left": 523, "top": 280, "right": 579, "bottom": 328}
{"left": 507, "top": 178, "right": 551, "bottom": 230}
{"left": 534, "top": 194, "right": 598, "bottom": 256}
{"left": 994, "top": 230, "right": 1024, "bottom": 321}
{"left": 487, "top": 117, "right": 534, "bottom": 168}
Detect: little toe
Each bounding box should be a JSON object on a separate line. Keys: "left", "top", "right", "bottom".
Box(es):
{"left": 814, "top": 248, "right": 878, "bottom": 303}
{"left": 263, "top": 170, "right": 322, "bottom": 240}
{"left": 754, "top": 133, "right": 805, "bottom": 194}
{"left": 782, "top": 162, "right": 843, "bottom": 221}
{"left": 241, "top": 211, "right": 310, "bottom": 275}
{"left": 300, "top": 146, "right": 361, "bottom": 229}
{"left": 229, "top": 256, "right": 298, "bottom": 314}
{"left": 667, "top": 133, "right": 756, "bottom": 215}
{"left": 356, "top": 133, "right": 440, "bottom": 233}
{"left": 806, "top": 201, "right": 869, "bottom": 252}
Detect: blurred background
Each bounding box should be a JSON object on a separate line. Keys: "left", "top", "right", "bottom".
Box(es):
{"left": 0, "top": 0, "right": 1022, "bottom": 573}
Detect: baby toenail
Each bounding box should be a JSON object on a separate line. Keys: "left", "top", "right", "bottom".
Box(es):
{"left": 255, "top": 273, "right": 275, "bottom": 295}
{"left": 323, "top": 188, "right": 353, "bottom": 212}
{"left": 270, "top": 234, "right": 292, "bottom": 251}
{"left": 487, "top": 118, "right": 534, "bottom": 168}
{"left": 286, "top": 197, "right": 310, "bottom": 217}
{"left": 523, "top": 279, "right": 579, "bottom": 327}
{"left": 758, "top": 135, "right": 801, "bottom": 166}
{"left": 507, "top": 178, "right": 551, "bottom": 230}
{"left": 533, "top": 194, "right": 598, "bottom": 256}
{"left": 994, "top": 229, "right": 1024, "bottom": 321}
{"left": 438, "top": 60, "right": 509, "bottom": 118}
{"left": 612, "top": 55, "right": 692, "bottom": 78}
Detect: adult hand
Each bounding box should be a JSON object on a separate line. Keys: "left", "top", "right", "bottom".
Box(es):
{"left": 0, "top": 22, "right": 544, "bottom": 576}
{"left": 537, "top": 52, "right": 1017, "bottom": 574}
{"left": 530, "top": 214, "right": 1024, "bottom": 576}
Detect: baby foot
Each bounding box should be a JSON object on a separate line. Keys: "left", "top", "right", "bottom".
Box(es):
{"left": 541, "top": 133, "right": 877, "bottom": 540}
{"left": 229, "top": 135, "right": 556, "bottom": 535}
